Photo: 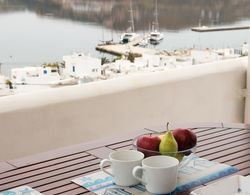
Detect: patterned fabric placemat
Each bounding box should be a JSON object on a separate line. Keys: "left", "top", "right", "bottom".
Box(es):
{"left": 72, "top": 155, "right": 238, "bottom": 194}
{"left": 0, "top": 186, "right": 42, "bottom": 195}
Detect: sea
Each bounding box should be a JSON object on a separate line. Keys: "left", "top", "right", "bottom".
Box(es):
{"left": 0, "top": 0, "right": 250, "bottom": 76}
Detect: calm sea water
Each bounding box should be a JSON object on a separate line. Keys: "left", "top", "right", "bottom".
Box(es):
{"left": 0, "top": 0, "right": 250, "bottom": 75}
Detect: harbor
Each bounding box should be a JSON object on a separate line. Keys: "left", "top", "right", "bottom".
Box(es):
{"left": 96, "top": 34, "right": 158, "bottom": 56}
{"left": 0, "top": 19, "right": 249, "bottom": 97}
{"left": 1, "top": 1, "right": 250, "bottom": 77}
{"left": 1, "top": 0, "right": 250, "bottom": 97}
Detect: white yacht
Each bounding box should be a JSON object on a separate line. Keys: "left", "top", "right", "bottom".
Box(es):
{"left": 149, "top": 0, "right": 164, "bottom": 45}
{"left": 120, "top": 0, "right": 139, "bottom": 44}
{"left": 120, "top": 33, "right": 139, "bottom": 44}
{"left": 149, "top": 31, "right": 164, "bottom": 43}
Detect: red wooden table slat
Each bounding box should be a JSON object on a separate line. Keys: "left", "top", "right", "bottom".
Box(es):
{"left": 0, "top": 162, "right": 16, "bottom": 174}
{"left": 196, "top": 133, "right": 250, "bottom": 152}
{"left": 115, "top": 145, "right": 133, "bottom": 151}
{"left": 197, "top": 128, "right": 249, "bottom": 142}
{"left": 32, "top": 163, "right": 101, "bottom": 192}
{"left": 197, "top": 143, "right": 250, "bottom": 160}
{"left": 196, "top": 127, "right": 245, "bottom": 137}
{"left": 0, "top": 152, "right": 91, "bottom": 180}
{"left": 233, "top": 161, "right": 250, "bottom": 170}
{"left": 87, "top": 147, "right": 114, "bottom": 159}
{"left": 214, "top": 149, "right": 250, "bottom": 164}
{"left": 0, "top": 158, "right": 100, "bottom": 191}
{"left": 197, "top": 139, "right": 250, "bottom": 156}
{"left": 41, "top": 183, "right": 80, "bottom": 195}
{"left": 236, "top": 167, "right": 250, "bottom": 176}
{"left": 0, "top": 155, "right": 97, "bottom": 185}
{"left": 107, "top": 140, "right": 133, "bottom": 149}
{"left": 52, "top": 187, "right": 87, "bottom": 195}
{"left": 225, "top": 155, "right": 250, "bottom": 166}
{"left": 8, "top": 129, "right": 149, "bottom": 168}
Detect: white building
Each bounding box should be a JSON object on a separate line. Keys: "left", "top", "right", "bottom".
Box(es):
{"left": 62, "top": 53, "right": 101, "bottom": 80}
{"left": 135, "top": 54, "right": 178, "bottom": 69}
{"left": 135, "top": 54, "right": 160, "bottom": 67}
{"left": 102, "top": 58, "right": 148, "bottom": 79}
{"left": 11, "top": 66, "right": 60, "bottom": 85}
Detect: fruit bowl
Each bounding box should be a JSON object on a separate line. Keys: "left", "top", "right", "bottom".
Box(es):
{"left": 132, "top": 133, "right": 197, "bottom": 163}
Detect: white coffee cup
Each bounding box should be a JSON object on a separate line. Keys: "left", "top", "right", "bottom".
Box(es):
{"left": 132, "top": 155, "right": 179, "bottom": 194}
{"left": 100, "top": 150, "right": 144, "bottom": 186}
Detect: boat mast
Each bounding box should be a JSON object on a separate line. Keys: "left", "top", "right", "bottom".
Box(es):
{"left": 111, "top": 8, "right": 114, "bottom": 41}
{"left": 154, "top": 0, "right": 159, "bottom": 31}
{"left": 128, "top": 0, "right": 135, "bottom": 32}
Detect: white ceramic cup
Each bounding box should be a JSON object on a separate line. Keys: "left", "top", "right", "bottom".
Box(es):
{"left": 132, "top": 155, "right": 179, "bottom": 194}
{"left": 100, "top": 150, "right": 144, "bottom": 186}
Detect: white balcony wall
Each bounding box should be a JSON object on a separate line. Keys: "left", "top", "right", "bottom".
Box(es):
{"left": 0, "top": 57, "right": 247, "bottom": 161}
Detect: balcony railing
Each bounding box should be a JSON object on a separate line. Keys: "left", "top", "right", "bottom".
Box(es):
{"left": 0, "top": 57, "right": 248, "bottom": 161}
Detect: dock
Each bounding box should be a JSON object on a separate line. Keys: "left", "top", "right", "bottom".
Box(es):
{"left": 96, "top": 35, "right": 158, "bottom": 56}
{"left": 191, "top": 26, "right": 250, "bottom": 32}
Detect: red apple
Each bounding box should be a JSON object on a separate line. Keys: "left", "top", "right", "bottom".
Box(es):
{"left": 136, "top": 134, "right": 161, "bottom": 157}
{"left": 172, "top": 128, "right": 197, "bottom": 152}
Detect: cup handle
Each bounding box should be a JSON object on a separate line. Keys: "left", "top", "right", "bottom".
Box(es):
{"left": 132, "top": 166, "right": 146, "bottom": 185}
{"left": 100, "top": 159, "right": 114, "bottom": 177}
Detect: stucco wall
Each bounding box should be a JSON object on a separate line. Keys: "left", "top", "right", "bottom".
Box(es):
{"left": 0, "top": 57, "right": 247, "bottom": 161}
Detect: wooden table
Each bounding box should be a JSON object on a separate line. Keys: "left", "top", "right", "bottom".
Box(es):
{"left": 0, "top": 123, "right": 249, "bottom": 195}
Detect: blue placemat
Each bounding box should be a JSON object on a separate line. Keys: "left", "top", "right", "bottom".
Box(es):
{"left": 72, "top": 155, "right": 238, "bottom": 194}
{"left": 176, "top": 155, "right": 237, "bottom": 192}
{"left": 0, "top": 186, "right": 42, "bottom": 195}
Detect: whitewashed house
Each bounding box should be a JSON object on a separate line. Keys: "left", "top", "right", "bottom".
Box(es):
{"left": 135, "top": 54, "right": 178, "bottom": 69}
{"left": 135, "top": 54, "right": 161, "bottom": 67}
{"left": 113, "top": 59, "right": 141, "bottom": 72}
{"left": 102, "top": 59, "right": 148, "bottom": 79}
{"left": 11, "top": 66, "right": 60, "bottom": 85}
{"left": 62, "top": 53, "right": 101, "bottom": 81}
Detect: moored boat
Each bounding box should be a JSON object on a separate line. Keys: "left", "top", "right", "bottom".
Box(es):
{"left": 149, "top": 0, "right": 164, "bottom": 45}
{"left": 120, "top": 32, "right": 139, "bottom": 43}
{"left": 149, "top": 31, "right": 164, "bottom": 43}
{"left": 120, "top": 0, "right": 140, "bottom": 44}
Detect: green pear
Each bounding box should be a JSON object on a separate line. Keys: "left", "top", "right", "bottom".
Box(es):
{"left": 175, "top": 153, "right": 184, "bottom": 162}
{"left": 159, "top": 124, "right": 178, "bottom": 157}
